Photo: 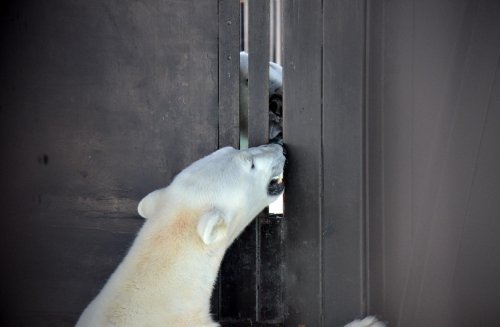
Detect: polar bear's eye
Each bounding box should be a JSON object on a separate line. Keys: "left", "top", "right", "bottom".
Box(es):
{"left": 251, "top": 161, "right": 255, "bottom": 169}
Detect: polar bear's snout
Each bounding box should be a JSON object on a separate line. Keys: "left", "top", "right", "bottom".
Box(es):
{"left": 262, "top": 144, "right": 286, "bottom": 196}
{"left": 263, "top": 144, "right": 286, "bottom": 195}
{"left": 238, "top": 143, "right": 285, "bottom": 198}
{"left": 268, "top": 174, "right": 284, "bottom": 196}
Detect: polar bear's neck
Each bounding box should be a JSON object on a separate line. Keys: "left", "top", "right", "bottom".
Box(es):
{"left": 95, "top": 209, "right": 226, "bottom": 326}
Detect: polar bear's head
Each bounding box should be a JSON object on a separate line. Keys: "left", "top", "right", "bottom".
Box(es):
{"left": 137, "top": 144, "right": 285, "bottom": 246}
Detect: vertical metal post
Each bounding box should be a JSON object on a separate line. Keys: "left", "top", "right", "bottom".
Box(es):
{"left": 216, "top": 0, "right": 240, "bottom": 322}
{"left": 283, "top": 0, "right": 323, "bottom": 325}
{"left": 218, "top": 0, "right": 241, "bottom": 149}
{"left": 248, "top": 0, "right": 270, "bottom": 148}
{"left": 248, "top": 0, "right": 270, "bottom": 323}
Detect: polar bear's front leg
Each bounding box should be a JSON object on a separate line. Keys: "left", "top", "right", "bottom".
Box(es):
{"left": 344, "top": 316, "right": 386, "bottom": 327}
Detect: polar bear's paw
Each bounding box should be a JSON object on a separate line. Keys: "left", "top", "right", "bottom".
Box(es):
{"left": 344, "top": 316, "right": 386, "bottom": 327}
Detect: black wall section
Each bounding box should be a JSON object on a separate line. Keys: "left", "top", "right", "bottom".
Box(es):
{"left": 322, "top": 0, "right": 367, "bottom": 324}
{"left": 0, "top": 1, "right": 281, "bottom": 326}
{"left": 283, "top": 0, "right": 368, "bottom": 326}
{"left": 0, "top": 1, "right": 219, "bottom": 325}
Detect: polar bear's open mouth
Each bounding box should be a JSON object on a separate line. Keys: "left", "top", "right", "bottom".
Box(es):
{"left": 268, "top": 172, "right": 284, "bottom": 196}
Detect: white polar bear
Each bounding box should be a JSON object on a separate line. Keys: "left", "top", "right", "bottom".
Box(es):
{"left": 76, "top": 143, "right": 384, "bottom": 327}
{"left": 76, "top": 144, "right": 286, "bottom": 327}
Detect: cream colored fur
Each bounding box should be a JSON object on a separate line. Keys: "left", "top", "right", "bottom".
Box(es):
{"left": 76, "top": 145, "right": 286, "bottom": 327}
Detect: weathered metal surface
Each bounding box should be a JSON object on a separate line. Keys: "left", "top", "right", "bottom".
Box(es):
{"left": 258, "top": 215, "right": 285, "bottom": 323}
{"left": 0, "top": 0, "right": 219, "bottom": 325}
{"left": 282, "top": 0, "right": 323, "bottom": 325}
{"left": 213, "top": 1, "right": 241, "bottom": 320}
{"left": 218, "top": 0, "right": 240, "bottom": 150}
{"left": 248, "top": 0, "right": 270, "bottom": 148}
{"left": 322, "top": 0, "right": 367, "bottom": 325}
{"left": 218, "top": 0, "right": 278, "bottom": 324}
{"left": 367, "top": 0, "right": 500, "bottom": 326}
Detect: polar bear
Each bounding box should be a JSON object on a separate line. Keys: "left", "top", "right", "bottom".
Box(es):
{"left": 76, "top": 144, "right": 286, "bottom": 327}
{"left": 76, "top": 143, "right": 384, "bottom": 327}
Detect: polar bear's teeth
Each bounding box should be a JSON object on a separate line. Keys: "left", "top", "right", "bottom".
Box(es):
{"left": 272, "top": 172, "right": 284, "bottom": 184}
{"left": 268, "top": 172, "right": 285, "bottom": 196}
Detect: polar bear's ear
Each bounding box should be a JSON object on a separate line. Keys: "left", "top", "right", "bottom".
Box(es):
{"left": 197, "top": 209, "right": 228, "bottom": 245}
{"left": 137, "top": 189, "right": 164, "bottom": 219}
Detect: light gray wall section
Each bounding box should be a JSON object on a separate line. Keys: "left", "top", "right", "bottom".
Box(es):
{"left": 368, "top": 0, "right": 500, "bottom": 326}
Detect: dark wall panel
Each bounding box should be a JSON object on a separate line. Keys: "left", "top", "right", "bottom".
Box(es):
{"left": 0, "top": 1, "right": 219, "bottom": 325}
{"left": 283, "top": 0, "right": 370, "bottom": 325}
{"left": 247, "top": 0, "right": 270, "bottom": 147}
{"left": 283, "top": 0, "right": 323, "bottom": 325}
{"left": 218, "top": 0, "right": 240, "bottom": 150}
{"left": 322, "top": 0, "right": 367, "bottom": 324}
{"left": 368, "top": 0, "right": 500, "bottom": 325}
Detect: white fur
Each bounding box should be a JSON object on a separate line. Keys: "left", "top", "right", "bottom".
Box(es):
{"left": 344, "top": 316, "right": 386, "bottom": 327}
{"left": 76, "top": 144, "right": 286, "bottom": 327}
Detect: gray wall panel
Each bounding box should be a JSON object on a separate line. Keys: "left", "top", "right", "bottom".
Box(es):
{"left": 283, "top": 0, "right": 323, "bottom": 325}
{"left": 368, "top": 0, "right": 500, "bottom": 325}
{"left": 323, "top": 0, "right": 367, "bottom": 325}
